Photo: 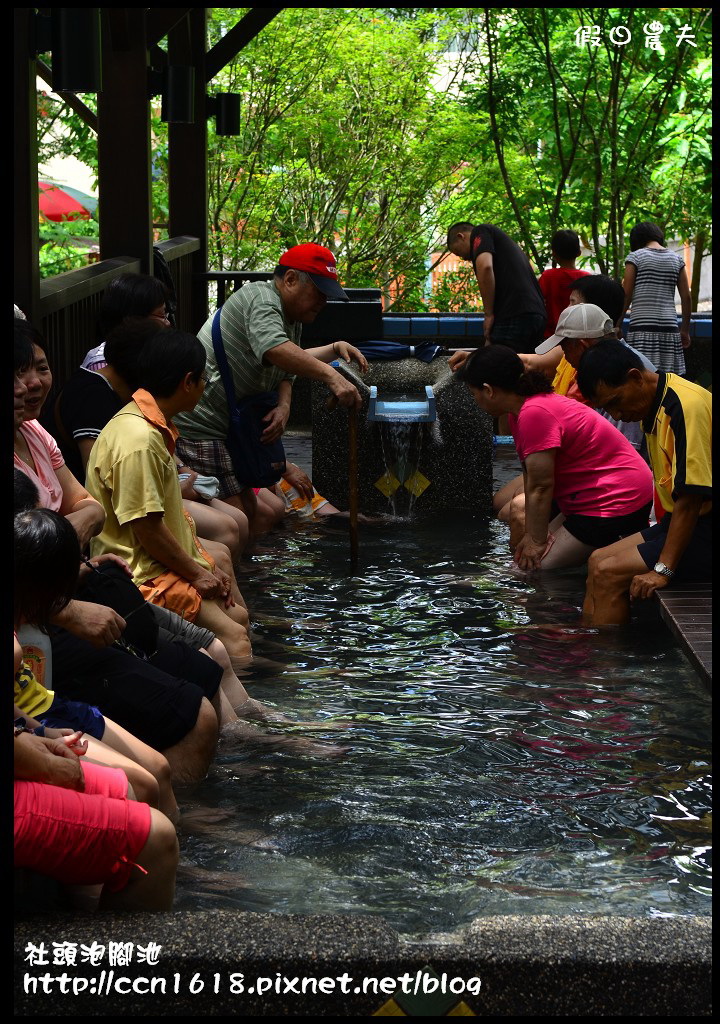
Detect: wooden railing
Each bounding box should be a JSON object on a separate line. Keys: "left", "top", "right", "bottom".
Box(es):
{"left": 39, "top": 257, "right": 142, "bottom": 390}
{"left": 36, "top": 236, "right": 200, "bottom": 393}
{"left": 156, "top": 236, "right": 201, "bottom": 331}
{"left": 199, "top": 271, "right": 273, "bottom": 308}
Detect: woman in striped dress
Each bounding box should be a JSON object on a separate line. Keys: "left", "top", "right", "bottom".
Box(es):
{"left": 617, "top": 222, "right": 692, "bottom": 375}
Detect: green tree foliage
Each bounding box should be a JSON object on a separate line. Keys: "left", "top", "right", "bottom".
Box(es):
{"left": 37, "top": 89, "right": 98, "bottom": 173}
{"left": 35, "top": 8, "right": 711, "bottom": 309}
{"left": 446, "top": 8, "right": 712, "bottom": 281}
{"left": 206, "top": 7, "right": 474, "bottom": 308}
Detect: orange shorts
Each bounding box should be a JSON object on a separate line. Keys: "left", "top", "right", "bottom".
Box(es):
{"left": 139, "top": 540, "right": 215, "bottom": 622}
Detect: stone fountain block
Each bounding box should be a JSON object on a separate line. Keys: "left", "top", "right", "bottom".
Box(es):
{"left": 311, "top": 357, "right": 493, "bottom": 516}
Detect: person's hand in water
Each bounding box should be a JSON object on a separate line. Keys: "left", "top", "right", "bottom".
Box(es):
{"left": 513, "top": 532, "right": 554, "bottom": 572}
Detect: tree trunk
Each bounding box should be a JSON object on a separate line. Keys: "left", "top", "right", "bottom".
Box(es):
{"left": 690, "top": 231, "right": 706, "bottom": 312}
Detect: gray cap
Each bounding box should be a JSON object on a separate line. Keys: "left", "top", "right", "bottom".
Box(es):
{"left": 536, "top": 303, "right": 614, "bottom": 355}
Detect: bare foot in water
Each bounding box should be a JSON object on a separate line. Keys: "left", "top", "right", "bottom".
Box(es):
{"left": 219, "top": 722, "right": 349, "bottom": 758}
{"left": 175, "top": 864, "right": 250, "bottom": 892}
{"left": 235, "top": 698, "right": 351, "bottom": 730}
{"left": 178, "top": 812, "right": 277, "bottom": 849}
{"left": 270, "top": 719, "right": 353, "bottom": 732}
{"left": 250, "top": 613, "right": 334, "bottom": 632}
{"left": 248, "top": 637, "right": 294, "bottom": 656}
{"left": 245, "top": 543, "right": 278, "bottom": 556}
{"left": 318, "top": 511, "right": 392, "bottom": 525}
{"left": 178, "top": 806, "right": 235, "bottom": 830}
{"left": 230, "top": 654, "right": 289, "bottom": 678}
{"left": 235, "top": 697, "right": 293, "bottom": 723}
{"left": 249, "top": 612, "right": 295, "bottom": 630}
{"left": 278, "top": 738, "right": 350, "bottom": 758}
{"left": 233, "top": 560, "right": 265, "bottom": 576}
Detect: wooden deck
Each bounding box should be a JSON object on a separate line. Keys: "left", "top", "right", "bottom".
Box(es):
{"left": 655, "top": 585, "right": 712, "bottom": 689}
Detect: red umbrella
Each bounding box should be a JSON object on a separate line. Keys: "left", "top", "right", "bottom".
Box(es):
{"left": 38, "top": 179, "right": 98, "bottom": 222}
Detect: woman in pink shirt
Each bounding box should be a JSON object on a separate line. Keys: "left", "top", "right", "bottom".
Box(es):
{"left": 14, "top": 321, "right": 104, "bottom": 550}
{"left": 457, "top": 345, "right": 652, "bottom": 571}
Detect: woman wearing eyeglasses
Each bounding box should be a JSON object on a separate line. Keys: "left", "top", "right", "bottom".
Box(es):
{"left": 79, "top": 273, "right": 172, "bottom": 372}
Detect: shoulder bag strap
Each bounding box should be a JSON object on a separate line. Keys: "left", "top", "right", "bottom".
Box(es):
{"left": 210, "top": 308, "right": 239, "bottom": 412}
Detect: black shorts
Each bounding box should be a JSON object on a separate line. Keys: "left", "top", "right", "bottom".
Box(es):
{"left": 149, "top": 639, "right": 221, "bottom": 698}
{"left": 49, "top": 629, "right": 220, "bottom": 752}
{"left": 491, "top": 313, "right": 547, "bottom": 354}
{"left": 562, "top": 503, "right": 652, "bottom": 547}
{"left": 637, "top": 512, "right": 712, "bottom": 581}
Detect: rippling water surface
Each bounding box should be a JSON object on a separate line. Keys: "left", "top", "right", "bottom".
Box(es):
{"left": 174, "top": 510, "right": 711, "bottom": 933}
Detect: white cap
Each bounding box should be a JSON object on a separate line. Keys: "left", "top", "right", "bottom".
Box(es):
{"left": 535, "top": 303, "right": 614, "bottom": 355}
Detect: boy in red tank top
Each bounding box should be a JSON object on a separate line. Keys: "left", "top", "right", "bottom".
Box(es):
{"left": 538, "top": 229, "right": 589, "bottom": 337}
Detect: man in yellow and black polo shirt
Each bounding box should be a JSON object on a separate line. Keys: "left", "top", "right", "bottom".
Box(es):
{"left": 575, "top": 341, "right": 711, "bottom": 625}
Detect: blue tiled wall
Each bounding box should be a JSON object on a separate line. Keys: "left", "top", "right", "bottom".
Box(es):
{"left": 381, "top": 314, "right": 711, "bottom": 340}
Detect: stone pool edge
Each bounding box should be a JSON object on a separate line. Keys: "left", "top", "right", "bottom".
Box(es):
{"left": 15, "top": 911, "right": 711, "bottom": 1016}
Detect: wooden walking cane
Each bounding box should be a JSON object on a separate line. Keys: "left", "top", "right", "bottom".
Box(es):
{"left": 326, "top": 395, "right": 360, "bottom": 571}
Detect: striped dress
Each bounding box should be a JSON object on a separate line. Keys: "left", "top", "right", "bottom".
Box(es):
{"left": 625, "top": 247, "right": 686, "bottom": 374}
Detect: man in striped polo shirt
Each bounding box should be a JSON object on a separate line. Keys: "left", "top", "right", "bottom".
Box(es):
{"left": 577, "top": 341, "right": 712, "bottom": 625}
{"left": 174, "top": 244, "right": 364, "bottom": 534}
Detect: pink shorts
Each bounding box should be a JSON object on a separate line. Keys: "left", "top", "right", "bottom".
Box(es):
{"left": 14, "top": 761, "right": 152, "bottom": 893}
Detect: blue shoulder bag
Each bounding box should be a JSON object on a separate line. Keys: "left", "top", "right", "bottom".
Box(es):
{"left": 211, "top": 309, "right": 287, "bottom": 488}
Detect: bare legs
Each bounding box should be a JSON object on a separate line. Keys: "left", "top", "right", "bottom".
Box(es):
{"left": 184, "top": 498, "right": 248, "bottom": 559}
{"left": 159, "top": 696, "right": 218, "bottom": 784}
{"left": 583, "top": 533, "right": 648, "bottom": 625}
{"left": 99, "top": 808, "right": 179, "bottom": 912}
{"left": 200, "top": 538, "right": 249, "bottom": 618}
{"left": 204, "top": 638, "right": 279, "bottom": 722}
{"left": 191, "top": 537, "right": 254, "bottom": 661}
{"left": 230, "top": 488, "right": 285, "bottom": 540}
{"left": 195, "top": 596, "right": 252, "bottom": 661}
{"left": 93, "top": 718, "right": 179, "bottom": 822}
{"left": 494, "top": 472, "right": 524, "bottom": 518}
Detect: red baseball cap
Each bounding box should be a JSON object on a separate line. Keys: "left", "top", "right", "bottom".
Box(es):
{"left": 278, "top": 243, "right": 349, "bottom": 301}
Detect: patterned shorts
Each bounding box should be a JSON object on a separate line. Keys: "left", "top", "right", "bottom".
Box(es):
{"left": 279, "top": 478, "right": 329, "bottom": 518}
{"left": 176, "top": 437, "right": 245, "bottom": 498}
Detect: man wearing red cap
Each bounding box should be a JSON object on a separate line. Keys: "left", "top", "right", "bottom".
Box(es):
{"left": 174, "top": 244, "right": 364, "bottom": 534}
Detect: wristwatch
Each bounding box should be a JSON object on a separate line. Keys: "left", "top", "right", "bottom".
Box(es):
{"left": 14, "top": 717, "right": 29, "bottom": 737}
{"left": 653, "top": 562, "right": 675, "bottom": 578}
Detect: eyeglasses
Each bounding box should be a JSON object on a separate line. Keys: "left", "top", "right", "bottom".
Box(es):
{"left": 199, "top": 371, "right": 210, "bottom": 385}
{"left": 150, "top": 309, "right": 171, "bottom": 323}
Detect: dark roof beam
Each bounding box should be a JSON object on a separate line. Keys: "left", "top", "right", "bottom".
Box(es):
{"left": 148, "top": 44, "right": 169, "bottom": 70}
{"left": 146, "top": 8, "right": 193, "bottom": 48}
{"left": 35, "top": 58, "right": 98, "bottom": 133}
{"left": 204, "top": 7, "right": 283, "bottom": 82}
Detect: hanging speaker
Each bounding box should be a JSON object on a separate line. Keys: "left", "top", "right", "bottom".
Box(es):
{"left": 51, "top": 8, "right": 102, "bottom": 93}
{"left": 215, "top": 93, "right": 241, "bottom": 136}
{"left": 161, "top": 66, "right": 195, "bottom": 124}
